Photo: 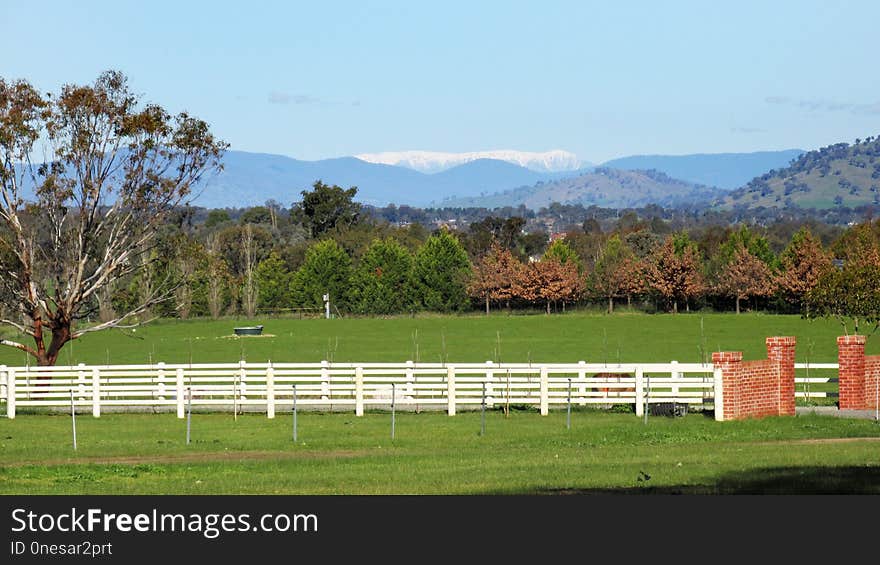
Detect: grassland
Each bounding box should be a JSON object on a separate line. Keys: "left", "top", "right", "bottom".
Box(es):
{"left": 2, "top": 312, "right": 876, "bottom": 494}
{"left": 0, "top": 312, "right": 871, "bottom": 367}
{"left": 1, "top": 411, "right": 879, "bottom": 494}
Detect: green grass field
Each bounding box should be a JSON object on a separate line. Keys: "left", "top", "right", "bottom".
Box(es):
{"left": 1, "top": 411, "right": 879, "bottom": 494}
{"left": 0, "top": 312, "right": 871, "bottom": 367}
{"left": 2, "top": 312, "right": 877, "bottom": 494}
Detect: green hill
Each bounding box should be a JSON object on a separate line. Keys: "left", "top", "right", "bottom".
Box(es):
{"left": 435, "top": 167, "right": 721, "bottom": 210}
{"left": 723, "top": 136, "right": 880, "bottom": 209}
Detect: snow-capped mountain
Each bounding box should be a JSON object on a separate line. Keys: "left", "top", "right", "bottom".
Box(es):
{"left": 355, "top": 149, "right": 584, "bottom": 174}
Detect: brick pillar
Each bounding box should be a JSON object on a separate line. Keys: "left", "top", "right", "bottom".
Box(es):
{"left": 837, "top": 335, "right": 866, "bottom": 410}
{"left": 766, "top": 336, "right": 796, "bottom": 416}
{"left": 712, "top": 351, "right": 742, "bottom": 421}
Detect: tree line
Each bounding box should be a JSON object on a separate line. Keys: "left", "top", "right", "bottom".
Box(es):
{"left": 101, "top": 179, "right": 880, "bottom": 328}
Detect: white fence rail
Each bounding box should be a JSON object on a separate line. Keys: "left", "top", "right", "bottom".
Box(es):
{"left": 794, "top": 362, "right": 839, "bottom": 400}
{"left": 0, "top": 361, "right": 717, "bottom": 419}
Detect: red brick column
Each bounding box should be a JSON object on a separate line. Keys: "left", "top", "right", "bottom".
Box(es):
{"left": 766, "top": 336, "right": 796, "bottom": 416}
{"left": 712, "top": 351, "right": 742, "bottom": 421}
{"left": 837, "top": 335, "right": 866, "bottom": 410}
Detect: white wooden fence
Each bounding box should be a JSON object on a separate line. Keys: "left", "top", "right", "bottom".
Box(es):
{"left": 0, "top": 361, "right": 719, "bottom": 420}
{"left": 794, "top": 362, "right": 839, "bottom": 401}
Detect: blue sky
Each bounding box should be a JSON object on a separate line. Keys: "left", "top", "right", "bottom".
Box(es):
{"left": 2, "top": 0, "right": 879, "bottom": 163}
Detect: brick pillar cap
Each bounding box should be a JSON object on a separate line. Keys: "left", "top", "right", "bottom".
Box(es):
{"left": 837, "top": 335, "right": 867, "bottom": 345}
{"left": 712, "top": 351, "right": 743, "bottom": 363}
{"left": 766, "top": 336, "right": 796, "bottom": 346}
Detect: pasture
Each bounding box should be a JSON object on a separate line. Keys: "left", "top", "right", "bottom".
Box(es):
{"left": 2, "top": 312, "right": 878, "bottom": 494}
{"left": 0, "top": 312, "right": 872, "bottom": 367}
{"left": 1, "top": 411, "right": 879, "bottom": 494}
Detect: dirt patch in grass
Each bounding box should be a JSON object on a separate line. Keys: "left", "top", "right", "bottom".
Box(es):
{"left": 766, "top": 436, "right": 880, "bottom": 446}
{"left": 1, "top": 449, "right": 368, "bottom": 468}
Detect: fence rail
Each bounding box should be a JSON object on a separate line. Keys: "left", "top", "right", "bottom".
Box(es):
{"left": 1, "top": 361, "right": 718, "bottom": 419}
{"left": 794, "top": 362, "right": 839, "bottom": 400}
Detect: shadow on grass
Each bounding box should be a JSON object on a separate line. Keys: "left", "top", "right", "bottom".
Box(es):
{"left": 538, "top": 465, "right": 880, "bottom": 494}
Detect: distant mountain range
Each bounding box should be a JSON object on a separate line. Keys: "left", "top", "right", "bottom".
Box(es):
{"left": 601, "top": 150, "right": 804, "bottom": 190}
{"left": 191, "top": 148, "right": 805, "bottom": 209}
{"left": 355, "top": 149, "right": 586, "bottom": 173}
{"left": 435, "top": 168, "right": 723, "bottom": 209}
{"left": 195, "top": 152, "right": 579, "bottom": 208}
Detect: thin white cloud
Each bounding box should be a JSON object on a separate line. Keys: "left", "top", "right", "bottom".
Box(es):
{"left": 268, "top": 92, "right": 321, "bottom": 105}
{"left": 766, "top": 96, "right": 880, "bottom": 115}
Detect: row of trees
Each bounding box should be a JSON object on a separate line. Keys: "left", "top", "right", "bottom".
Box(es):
{"left": 133, "top": 217, "right": 851, "bottom": 321}
{"left": 114, "top": 229, "right": 473, "bottom": 318}
{"left": 470, "top": 226, "right": 832, "bottom": 316}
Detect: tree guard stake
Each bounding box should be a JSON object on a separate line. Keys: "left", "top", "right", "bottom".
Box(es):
{"left": 391, "top": 383, "right": 396, "bottom": 440}
{"left": 70, "top": 389, "right": 77, "bottom": 450}
{"left": 186, "top": 387, "right": 192, "bottom": 445}
{"left": 480, "top": 382, "right": 486, "bottom": 436}
{"left": 566, "top": 378, "right": 572, "bottom": 430}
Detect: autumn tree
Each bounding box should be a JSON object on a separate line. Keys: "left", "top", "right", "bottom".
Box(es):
{"left": 0, "top": 71, "right": 226, "bottom": 365}
{"left": 777, "top": 228, "right": 832, "bottom": 311}
{"left": 515, "top": 259, "right": 583, "bottom": 314}
{"left": 715, "top": 244, "right": 775, "bottom": 314}
{"left": 617, "top": 256, "right": 647, "bottom": 309}
{"left": 831, "top": 220, "right": 880, "bottom": 266}
{"left": 645, "top": 234, "right": 706, "bottom": 313}
{"left": 467, "top": 241, "right": 523, "bottom": 314}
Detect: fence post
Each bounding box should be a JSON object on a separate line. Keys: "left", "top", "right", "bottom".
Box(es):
{"left": 0, "top": 365, "right": 6, "bottom": 405}
{"left": 447, "top": 365, "right": 456, "bottom": 416}
{"left": 320, "top": 360, "right": 330, "bottom": 401}
{"left": 485, "top": 361, "right": 495, "bottom": 408}
{"left": 635, "top": 368, "right": 645, "bottom": 417}
{"left": 91, "top": 367, "right": 101, "bottom": 418}
{"left": 670, "top": 360, "right": 680, "bottom": 400}
{"left": 6, "top": 368, "right": 14, "bottom": 419}
{"left": 266, "top": 364, "right": 275, "bottom": 419}
{"left": 239, "top": 360, "right": 248, "bottom": 401}
{"left": 157, "top": 361, "right": 166, "bottom": 401}
{"left": 355, "top": 366, "right": 364, "bottom": 417}
{"left": 539, "top": 366, "right": 549, "bottom": 416}
{"left": 577, "top": 360, "right": 586, "bottom": 406}
{"left": 176, "top": 367, "right": 185, "bottom": 419}
{"left": 713, "top": 367, "right": 725, "bottom": 422}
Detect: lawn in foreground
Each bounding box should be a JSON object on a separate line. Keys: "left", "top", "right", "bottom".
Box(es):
{"left": 2, "top": 410, "right": 879, "bottom": 494}
{"left": 0, "top": 312, "right": 872, "bottom": 367}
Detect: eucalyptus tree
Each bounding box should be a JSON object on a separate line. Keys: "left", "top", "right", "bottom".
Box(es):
{"left": 0, "top": 70, "right": 226, "bottom": 365}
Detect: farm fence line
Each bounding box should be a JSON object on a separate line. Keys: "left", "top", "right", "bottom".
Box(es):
{"left": 0, "top": 359, "right": 841, "bottom": 421}
{"left": 1, "top": 360, "right": 720, "bottom": 420}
